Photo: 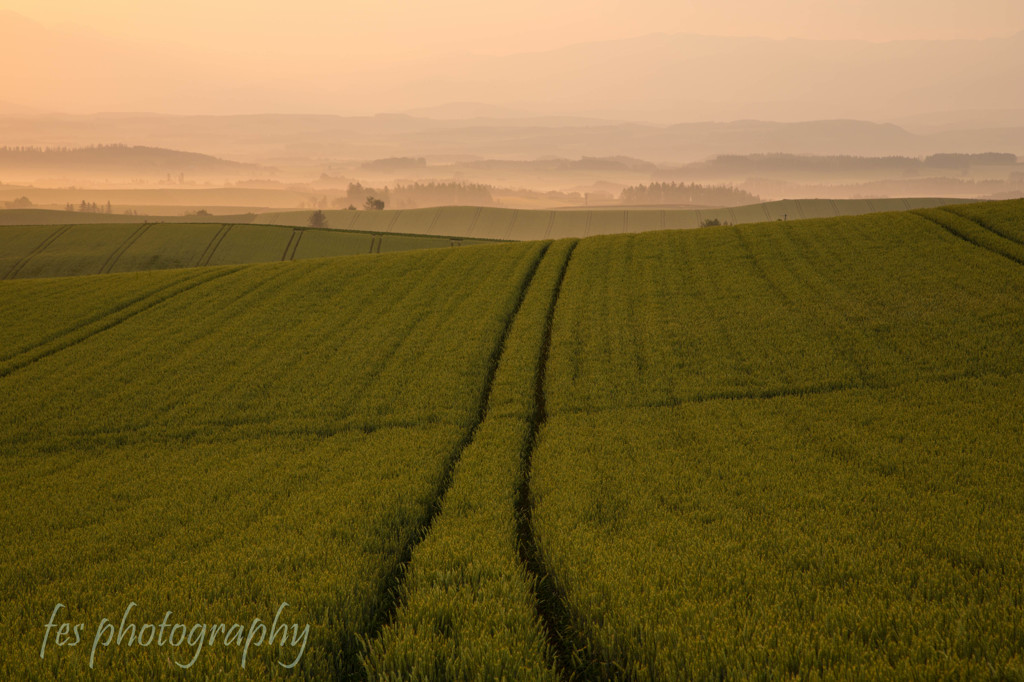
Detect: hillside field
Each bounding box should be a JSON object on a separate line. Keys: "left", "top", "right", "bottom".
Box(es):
{"left": 0, "top": 222, "right": 496, "bottom": 280}
{"left": 257, "top": 197, "right": 971, "bottom": 239}
{"left": 0, "top": 198, "right": 976, "bottom": 280}
{"left": 1, "top": 199, "right": 1023, "bottom": 679}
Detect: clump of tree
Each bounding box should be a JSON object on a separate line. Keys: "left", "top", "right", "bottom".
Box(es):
{"left": 4, "top": 196, "right": 33, "bottom": 209}
{"left": 389, "top": 182, "right": 494, "bottom": 208}
{"left": 335, "top": 181, "right": 494, "bottom": 209}
{"left": 924, "top": 153, "right": 1018, "bottom": 171}
{"left": 308, "top": 210, "right": 328, "bottom": 228}
{"left": 700, "top": 218, "right": 732, "bottom": 227}
{"left": 620, "top": 182, "right": 760, "bottom": 207}
{"left": 69, "top": 200, "right": 114, "bottom": 214}
{"left": 364, "top": 196, "right": 385, "bottom": 211}
{"left": 341, "top": 182, "right": 390, "bottom": 210}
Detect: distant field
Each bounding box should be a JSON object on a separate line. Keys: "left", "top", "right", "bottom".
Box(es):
{"left": 0, "top": 222, "right": 497, "bottom": 279}
{"left": 255, "top": 198, "right": 975, "bottom": 239}
{"left": 0, "top": 209, "right": 264, "bottom": 226}
{"left": 2, "top": 197, "right": 973, "bottom": 236}
{"left": 2, "top": 199, "right": 1023, "bottom": 678}
{"left": 1, "top": 198, "right": 977, "bottom": 279}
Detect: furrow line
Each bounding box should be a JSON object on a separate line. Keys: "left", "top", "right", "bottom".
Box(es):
{"left": 98, "top": 222, "right": 151, "bottom": 274}
{"left": 945, "top": 206, "right": 1024, "bottom": 246}
{"left": 543, "top": 211, "right": 556, "bottom": 239}
{"left": 546, "top": 367, "right": 1023, "bottom": 422}
{"left": 467, "top": 205, "right": 483, "bottom": 237}
{"left": 198, "top": 224, "right": 233, "bottom": 266}
{"left": 0, "top": 267, "right": 243, "bottom": 380}
{"left": 196, "top": 223, "right": 228, "bottom": 265}
{"left": 281, "top": 228, "right": 301, "bottom": 261}
{"left": 3, "top": 224, "right": 73, "bottom": 280}
{"left": 516, "top": 240, "right": 579, "bottom": 681}
{"left": 504, "top": 209, "right": 521, "bottom": 240}
{"left": 0, "top": 270, "right": 213, "bottom": 364}
{"left": 914, "top": 209, "right": 1024, "bottom": 267}
{"left": 357, "top": 242, "right": 552, "bottom": 660}
{"left": 289, "top": 228, "right": 305, "bottom": 259}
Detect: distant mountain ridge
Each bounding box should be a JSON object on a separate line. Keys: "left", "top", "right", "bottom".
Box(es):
{"left": 1, "top": 114, "right": 1021, "bottom": 164}
{"left": 0, "top": 144, "right": 259, "bottom": 180}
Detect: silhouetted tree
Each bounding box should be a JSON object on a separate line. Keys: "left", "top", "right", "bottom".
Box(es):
{"left": 364, "top": 196, "right": 385, "bottom": 211}
{"left": 5, "top": 196, "right": 32, "bottom": 209}
{"left": 308, "top": 209, "right": 327, "bottom": 228}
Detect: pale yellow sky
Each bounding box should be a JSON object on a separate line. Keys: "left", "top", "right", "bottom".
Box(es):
{"left": 5, "top": 0, "right": 1024, "bottom": 60}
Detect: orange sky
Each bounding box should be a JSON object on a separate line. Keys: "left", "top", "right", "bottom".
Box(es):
{"left": 2, "top": 1, "right": 1022, "bottom": 119}
{"left": 5, "top": 0, "right": 1024, "bottom": 59}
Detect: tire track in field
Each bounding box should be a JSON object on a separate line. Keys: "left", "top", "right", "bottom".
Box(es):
{"left": 2, "top": 224, "right": 73, "bottom": 280}
{"left": 281, "top": 228, "right": 303, "bottom": 261}
{"left": 385, "top": 210, "right": 402, "bottom": 233}
{"left": 0, "top": 272, "right": 195, "bottom": 365}
{"left": 516, "top": 240, "right": 579, "bottom": 681}
{"left": 359, "top": 242, "right": 552, "bottom": 666}
{"left": 0, "top": 267, "right": 242, "bottom": 380}
{"left": 98, "top": 222, "right": 152, "bottom": 274}
{"left": 914, "top": 209, "right": 1024, "bottom": 267}
{"left": 197, "top": 224, "right": 233, "bottom": 266}
{"left": 504, "top": 209, "right": 521, "bottom": 240}
{"left": 467, "top": 206, "right": 483, "bottom": 238}
{"left": 545, "top": 365, "right": 1022, "bottom": 422}
{"left": 944, "top": 206, "right": 1024, "bottom": 246}
{"left": 543, "top": 211, "right": 556, "bottom": 239}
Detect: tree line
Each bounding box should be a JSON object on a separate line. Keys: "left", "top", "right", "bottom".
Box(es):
{"left": 620, "top": 182, "right": 760, "bottom": 207}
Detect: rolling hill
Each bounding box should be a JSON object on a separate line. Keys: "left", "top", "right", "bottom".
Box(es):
{"left": 0, "top": 199, "right": 978, "bottom": 279}
{"left": 1, "top": 199, "right": 1023, "bottom": 677}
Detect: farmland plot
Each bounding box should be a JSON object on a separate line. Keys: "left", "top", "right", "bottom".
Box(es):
{"left": 527, "top": 209, "right": 1024, "bottom": 679}
{"left": 0, "top": 241, "right": 549, "bottom": 678}
{"left": 3, "top": 199, "right": 1024, "bottom": 679}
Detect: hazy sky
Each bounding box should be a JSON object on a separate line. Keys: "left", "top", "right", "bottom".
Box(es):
{"left": 5, "top": 0, "right": 1024, "bottom": 59}
{"left": 2, "top": 0, "right": 1022, "bottom": 119}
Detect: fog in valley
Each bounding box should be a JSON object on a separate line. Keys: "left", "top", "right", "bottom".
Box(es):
{"left": 1, "top": 1, "right": 1022, "bottom": 215}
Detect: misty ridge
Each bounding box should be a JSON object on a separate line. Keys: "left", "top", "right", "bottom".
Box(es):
{"left": 1, "top": 8, "right": 1023, "bottom": 215}
{"left": 0, "top": 145, "right": 256, "bottom": 180}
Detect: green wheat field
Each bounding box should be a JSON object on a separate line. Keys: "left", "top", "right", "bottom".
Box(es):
{"left": 2, "top": 200, "right": 1023, "bottom": 679}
